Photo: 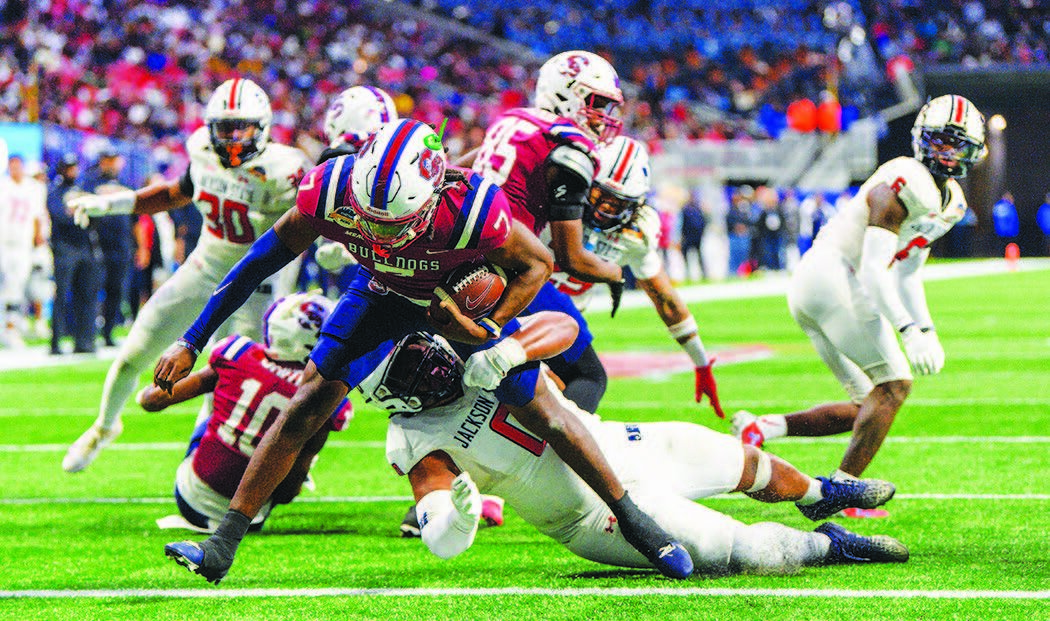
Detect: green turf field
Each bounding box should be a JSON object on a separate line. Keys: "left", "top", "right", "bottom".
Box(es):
{"left": 2, "top": 266, "right": 1048, "bottom": 619}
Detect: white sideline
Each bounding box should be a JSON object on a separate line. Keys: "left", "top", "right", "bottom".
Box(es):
{"left": 3, "top": 493, "right": 1048, "bottom": 506}
{"left": 3, "top": 436, "right": 1049, "bottom": 453}
{"left": 0, "top": 586, "right": 1047, "bottom": 600}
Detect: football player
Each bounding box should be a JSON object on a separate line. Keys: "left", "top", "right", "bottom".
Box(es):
{"left": 158, "top": 120, "right": 693, "bottom": 583}
{"left": 137, "top": 292, "right": 348, "bottom": 532}
{"left": 472, "top": 50, "right": 626, "bottom": 414}
{"left": 356, "top": 319, "right": 906, "bottom": 575}
{"left": 0, "top": 154, "right": 49, "bottom": 348}
{"left": 550, "top": 136, "right": 723, "bottom": 416}
{"left": 733, "top": 96, "right": 988, "bottom": 496}
{"left": 62, "top": 78, "right": 312, "bottom": 473}
{"left": 313, "top": 85, "right": 399, "bottom": 275}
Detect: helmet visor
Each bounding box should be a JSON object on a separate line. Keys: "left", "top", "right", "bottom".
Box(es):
{"left": 587, "top": 185, "right": 637, "bottom": 230}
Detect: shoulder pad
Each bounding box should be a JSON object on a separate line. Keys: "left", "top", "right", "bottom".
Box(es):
{"left": 548, "top": 144, "right": 596, "bottom": 183}
{"left": 185, "top": 127, "right": 212, "bottom": 155}
{"left": 210, "top": 335, "right": 257, "bottom": 364}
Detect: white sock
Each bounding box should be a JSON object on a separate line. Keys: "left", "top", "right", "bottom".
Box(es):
{"left": 795, "top": 477, "right": 824, "bottom": 506}
{"left": 758, "top": 415, "right": 788, "bottom": 440}
{"left": 831, "top": 469, "right": 858, "bottom": 481}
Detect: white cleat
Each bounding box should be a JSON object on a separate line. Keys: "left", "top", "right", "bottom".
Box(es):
{"left": 62, "top": 421, "right": 123, "bottom": 473}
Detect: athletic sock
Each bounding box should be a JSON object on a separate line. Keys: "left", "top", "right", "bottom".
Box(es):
{"left": 796, "top": 477, "right": 824, "bottom": 506}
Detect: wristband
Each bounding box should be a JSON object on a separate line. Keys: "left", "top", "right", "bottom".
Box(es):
{"left": 175, "top": 338, "right": 201, "bottom": 357}
{"left": 478, "top": 317, "right": 502, "bottom": 340}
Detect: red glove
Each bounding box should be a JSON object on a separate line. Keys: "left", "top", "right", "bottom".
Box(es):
{"left": 695, "top": 360, "right": 724, "bottom": 418}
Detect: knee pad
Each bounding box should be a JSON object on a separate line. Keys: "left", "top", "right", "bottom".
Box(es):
{"left": 746, "top": 451, "right": 772, "bottom": 493}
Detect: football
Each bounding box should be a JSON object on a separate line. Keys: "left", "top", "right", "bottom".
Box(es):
{"left": 432, "top": 262, "right": 507, "bottom": 321}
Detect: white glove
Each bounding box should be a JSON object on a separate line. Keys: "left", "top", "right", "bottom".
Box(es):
{"left": 620, "top": 205, "right": 661, "bottom": 255}
{"left": 462, "top": 338, "right": 527, "bottom": 390}
{"left": 69, "top": 189, "right": 135, "bottom": 229}
{"left": 314, "top": 241, "right": 357, "bottom": 272}
{"left": 450, "top": 471, "right": 482, "bottom": 530}
{"left": 901, "top": 325, "right": 945, "bottom": 375}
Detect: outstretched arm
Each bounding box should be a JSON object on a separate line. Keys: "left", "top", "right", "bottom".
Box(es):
{"left": 461, "top": 311, "right": 579, "bottom": 390}
{"left": 70, "top": 175, "right": 192, "bottom": 227}
{"left": 407, "top": 451, "right": 482, "bottom": 559}
{"left": 137, "top": 367, "right": 219, "bottom": 412}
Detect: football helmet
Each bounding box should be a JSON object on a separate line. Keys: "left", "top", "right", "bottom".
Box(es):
{"left": 323, "top": 86, "right": 399, "bottom": 150}
{"left": 536, "top": 50, "right": 624, "bottom": 146}
{"left": 345, "top": 119, "right": 447, "bottom": 256}
{"left": 911, "top": 95, "right": 987, "bottom": 178}
{"left": 204, "top": 78, "right": 272, "bottom": 168}
{"left": 586, "top": 136, "right": 651, "bottom": 231}
{"left": 359, "top": 333, "right": 463, "bottom": 415}
{"left": 262, "top": 291, "right": 334, "bottom": 364}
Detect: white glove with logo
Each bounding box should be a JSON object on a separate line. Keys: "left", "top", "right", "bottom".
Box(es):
{"left": 69, "top": 190, "right": 136, "bottom": 229}
{"left": 314, "top": 241, "right": 357, "bottom": 272}
{"left": 620, "top": 205, "right": 661, "bottom": 256}
{"left": 462, "top": 338, "right": 527, "bottom": 390}
{"left": 450, "top": 471, "right": 482, "bottom": 530}
{"left": 901, "top": 325, "right": 945, "bottom": 375}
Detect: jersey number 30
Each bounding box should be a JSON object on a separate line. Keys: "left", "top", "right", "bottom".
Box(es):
{"left": 200, "top": 190, "right": 255, "bottom": 244}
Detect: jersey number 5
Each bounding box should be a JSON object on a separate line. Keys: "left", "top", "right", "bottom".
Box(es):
{"left": 200, "top": 189, "right": 255, "bottom": 244}
{"left": 475, "top": 118, "right": 540, "bottom": 187}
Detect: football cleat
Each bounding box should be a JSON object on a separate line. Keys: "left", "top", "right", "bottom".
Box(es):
{"left": 731, "top": 411, "right": 765, "bottom": 448}
{"left": 480, "top": 495, "right": 505, "bottom": 527}
{"left": 164, "top": 540, "right": 230, "bottom": 584}
{"left": 815, "top": 522, "right": 909, "bottom": 564}
{"left": 840, "top": 507, "right": 891, "bottom": 519}
{"left": 797, "top": 477, "right": 895, "bottom": 521}
{"left": 62, "top": 420, "right": 123, "bottom": 473}
{"left": 653, "top": 542, "right": 694, "bottom": 579}
{"left": 400, "top": 505, "right": 421, "bottom": 538}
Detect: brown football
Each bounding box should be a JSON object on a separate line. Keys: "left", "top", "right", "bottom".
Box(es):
{"left": 432, "top": 262, "right": 507, "bottom": 321}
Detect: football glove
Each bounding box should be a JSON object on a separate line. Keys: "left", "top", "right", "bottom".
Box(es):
{"left": 450, "top": 472, "right": 482, "bottom": 530}
{"left": 69, "top": 190, "right": 135, "bottom": 229}
{"left": 314, "top": 241, "right": 357, "bottom": 272}
{"left": 901, "top": 325, "right": 944, "bottom": 375}
{"left": 609, "top": 279, "right": 625, "bottom": 318}
{"left": 463, "top": 338, "right": 527, "bottom": 391}
{"left": 695, "top": 360, "right": 725, "bottom": 418}
{"left": 624, "top": 206, "right": 661, "bottom": 253}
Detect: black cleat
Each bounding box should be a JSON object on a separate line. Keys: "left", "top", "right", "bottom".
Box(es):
{"left": 400, "top": 505, "right": 421, "bottom": 538}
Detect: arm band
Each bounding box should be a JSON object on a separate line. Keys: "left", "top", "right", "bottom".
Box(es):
{"left": 667, "top": 316, "right": 708, "bottom": 366}
{"left": 416, "top": 490, "right": 478, "bottom": 560}
{"left": 182, "top": 228, "right": 298, "bottom": 351}
{"left": 858, "top": 226, "right": 914, "bottom": 332}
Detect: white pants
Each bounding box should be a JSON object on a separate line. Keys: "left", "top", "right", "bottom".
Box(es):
{"left": 175, "top": 457, "right": 271, "bottom": 531}
{"left": 787, "top": 246, "right": 912, "bottom": 403}
{"left": 0, "top": 245, "right": 31, "bottom": 312}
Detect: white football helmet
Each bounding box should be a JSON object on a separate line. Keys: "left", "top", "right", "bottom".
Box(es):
{"left": 358, "top": 333, "right": 463, "bottom": 415}
{"left": 323, "top": 86, "right": 398, "bottom": 150}
{"left": 204, "top": 78, "right": 273, "bottom": 168}
{"left": 346, "top": 119, "right": 447, "bottom": 255}
{"left": 535, "top": 50, "right": 624, "bottom": 146}
{"left": 262, "top": 292, "right": 334, "bottom": 364}
{"left": 911, "top": 94, "right": 987, "bottom": 178}
{"left": 587, "top": 136, "right": 651, "bottom": 231}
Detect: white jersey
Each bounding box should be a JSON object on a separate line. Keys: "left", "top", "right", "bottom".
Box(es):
{"left": 0, "top": 176, "right": 47, "bottom": 249}
{"left": 546, "top": 205, "right": 663, "bottom": 310}
{"left": 184, "top": 127, "right": 310, "bottom": 271}
{"left": 814, "top": 156, "right": 967, "bottom": 267}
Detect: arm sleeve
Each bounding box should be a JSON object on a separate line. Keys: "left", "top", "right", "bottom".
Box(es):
{"left": 182, "top": 228, "right": 298, "bottom": 351}
{"left": 896, "top": 248, "right": 934, "bottom": 328}
{"left": 178, "top": 167, "right": 195, "bottom": 197}
{"left": 416, "top": 489, "right": 478, "bottom": 560}
{"left": 546, "top": 145, "right": 596, "bottom": 222}
{"left": 858, "top": 226, "right": 915, "bottom": 332}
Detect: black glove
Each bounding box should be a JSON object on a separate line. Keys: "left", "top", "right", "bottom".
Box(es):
{"left": 165, "top": 510, "right": 251, "bottom": 584}
{"left": 609, "top": 492, "right": 694, "bottom": 579}
{"left": 609, "top": 279, "right": 625, "bottom": 318}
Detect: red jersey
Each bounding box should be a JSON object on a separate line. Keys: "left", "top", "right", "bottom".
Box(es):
{"left": 297, "top": 156, "right": 512, "bottom": 302}
{"left": 192, "top": 335, "right": 352, "bottom": 498}
{"left": 473, "top": 107, "right": 597, "bottom": 235}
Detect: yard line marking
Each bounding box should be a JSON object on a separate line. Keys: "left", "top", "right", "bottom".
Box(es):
{"left": 1, "top": 587, "right": 1047, "bottom": 600}
{"left": 3, "top": 493, "right": 1047, "bottom": 506}
{"left": 615, "top": 397, "right": 1050, "bottom": 408}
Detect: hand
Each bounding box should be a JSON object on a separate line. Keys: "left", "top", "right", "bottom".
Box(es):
{"left": 609, "top": 279, "right": 625, "bottom": 318}
{"left": 68, "top": 193, "right": 110, "bottom": 229}
{"left": 463, "top": 338, "right": 527, "bottom": 390}
{"left": 901, "top": 325, "right": 944, "bottom": 375}
{"left": 314, "top": 241, "right": 357, "bottom": 272}
{"left": 153, "top": 343, "right": 198, "bottom": 394}
{"left": 450, "top": 471, "right": 482, "bottom": 530}
{"left": 427, "top": 296, "right": 490, "bottom": 345}
{"left": 695, "top": 360, "right": 724, "bottom": 418}
{"left": 623, "top": 206, "right": 661, "bottom": 254}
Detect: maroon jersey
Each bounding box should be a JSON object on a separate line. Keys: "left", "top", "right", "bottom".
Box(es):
{"left": 192, "top": 335, "right": 351, "bottom": 498}
{"left": 473, "top": 107, "right": 597, "bottom": 235}
{"left": 297, "top": 157, "right": 513, "bottom": 302}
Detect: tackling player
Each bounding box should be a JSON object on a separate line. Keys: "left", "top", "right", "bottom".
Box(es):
{"left": 137, "top": 292, "right": 348, "bottom": 532}
{"left": 158, "top": 119, "right": 694, "bottom": 583}
{"left": 62, "top": 77, "right": 311, "bottom": 473}
{"left": 353, "top": 318, "right": 907, "bottom": 575}
{"left": 472, "top": 50, "right": 626, "bottom": 413}
{"left": 733, "top": 96, "right": 988, "bottom": 493}
{"left": 550, "top": 136, "right": 723, "bottom": 415}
